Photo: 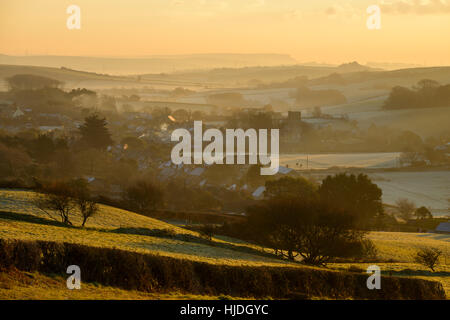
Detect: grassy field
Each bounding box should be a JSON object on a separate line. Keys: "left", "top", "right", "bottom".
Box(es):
{"left": 0, "top": 268, "right": 224, "bottom": 300}
{"left": 1, "top": 189, "right": 449, "bottom": 299}
{"left": 0, "top": 189, "right": 293, "bottom": 267}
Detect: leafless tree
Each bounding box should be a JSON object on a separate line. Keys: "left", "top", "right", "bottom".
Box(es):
{"left": 396, "top": 198, "right": 416, "bottom": 221}
{"left": 414, "top": 247, "right": 442, "bottom": 272}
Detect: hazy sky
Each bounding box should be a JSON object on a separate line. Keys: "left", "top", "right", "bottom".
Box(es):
{"left": 1, "top": 0, "right": 450, "bottom": 65}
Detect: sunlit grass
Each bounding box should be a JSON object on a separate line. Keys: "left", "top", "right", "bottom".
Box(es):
{"left": 1, "top": 189, "right": 449, "bottom": 298}
{"left": 0, "top": 269, "right": 223, "bottom": 300}
{"left": 0, "top": 190, "right": 296, "bottom": 267}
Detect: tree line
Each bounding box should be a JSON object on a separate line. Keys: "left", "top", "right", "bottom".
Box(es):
{"left": 383, "top": 79, "right": 450, "bottom": 110}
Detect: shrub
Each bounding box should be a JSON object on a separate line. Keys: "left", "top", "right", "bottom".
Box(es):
{"left": 414, "top": 247, "right": 442, "bottom": 272}
{"left": 0, "top": 239, "right": 445, "bottom": 299}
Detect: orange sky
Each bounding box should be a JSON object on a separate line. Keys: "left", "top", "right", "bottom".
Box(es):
{"left": 1, "top": 0, "right": 450, "bottom": 65}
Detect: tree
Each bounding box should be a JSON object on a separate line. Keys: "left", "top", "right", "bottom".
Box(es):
{"left": 264, "top": 176, "right": 318, "bottom": 202}
{"left": 415, "top": 206, "right": 432, "bottom": 220}
{"left": 34, "top": 181, "right": 76, "bottom": 225}
{"left": 247, "top": 198, "right": 368, "bottom": 265}
{"left": 34, "top": 179, "right": 99, "bottom": 227}
{"left": 318, "top": 173, "right": 383, "bottom": 228}
{"left": 414, "top": 247, "right": 442, "bottom": 272}
{"left": 6, "top": 74, "right": 62, "bottom": 90}
{"left": 71, "top": 179, "right": 99, "bottom": 227}
{"left": 0, "top": 143, "right": 32, "bottom": 178}
{"left": 396, "top": 198, "right": 416, "bottom": 221}
{"left": 123, "top": 180, "right": 164, "bottom": 213}
{"left": 78, "top": 114, "right": 113, "bottom": 150}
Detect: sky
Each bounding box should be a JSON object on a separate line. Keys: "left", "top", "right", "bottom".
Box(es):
{"left": 1, "top": 0, "right": 450, "bottom": 65}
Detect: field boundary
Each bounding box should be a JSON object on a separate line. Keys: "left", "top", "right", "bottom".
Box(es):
{"left": 0, "top": 239, "right": 445, "bottom": 300}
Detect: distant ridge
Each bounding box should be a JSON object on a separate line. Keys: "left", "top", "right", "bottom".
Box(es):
{"left": 0, "top": 53, "right": 297, "bottom": 75}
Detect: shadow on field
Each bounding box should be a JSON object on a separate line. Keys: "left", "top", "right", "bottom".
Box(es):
{"left": 110, "top": 227, "right": 280, "bottom": 260}
{"left": 0, "top": 211, "right": 69, "bottom": 228}
{"left": 0, "top": 211, "right": 280, "bottom": 261}
{"left": 393, "top": 269, "right": 450, "bottom": 277}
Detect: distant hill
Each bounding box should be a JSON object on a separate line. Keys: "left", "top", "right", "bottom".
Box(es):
{"left": 0, "top": 54, "right": 297, "bottom": 75}
{"left": 337, "top": 61, "right": 377, "bottom": 73}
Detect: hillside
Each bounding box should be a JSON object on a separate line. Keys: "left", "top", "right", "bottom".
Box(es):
{"left": 0, "top": 189, "right": 448, "bottom": 299}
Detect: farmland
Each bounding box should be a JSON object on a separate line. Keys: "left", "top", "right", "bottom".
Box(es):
{"left": 0, "top": 189, "right": 449, "bottom": 298}
{"left": 0, "top": 190, "right": 293, "bottom": 267}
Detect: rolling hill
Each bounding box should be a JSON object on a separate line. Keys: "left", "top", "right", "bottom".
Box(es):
{"left": 0, "top": 189, "right": 448, "bottom": 299}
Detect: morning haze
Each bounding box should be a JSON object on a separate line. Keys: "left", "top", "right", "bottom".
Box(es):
{"left": 0, "top": 0, "right": 449, "bottom": 303}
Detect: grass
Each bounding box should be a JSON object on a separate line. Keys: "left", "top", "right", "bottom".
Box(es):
{"left": 0, "top": 189, "right": 448, "bottom": 299}
{"left": 366, "top": 231, "right": 450, "bottom": 263}
{"left": 329, "top": 263, "right": 450, "bottom": 298}
{"left": 331, "top": 232, "right": 450, "bottom": 297}
{"left": 0, "top": 268, "right": 220, "bottom": 300}
{"left": 1, "top": 239, "right": 444, "bottom": 300}
{"left": 0, "top": 189, "right": 294, "bottom": 267}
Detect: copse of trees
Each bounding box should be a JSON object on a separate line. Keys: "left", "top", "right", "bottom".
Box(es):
{"left": 6, "top": 74, "right": 62, "bottom": 91}
{"left": 383, "top": 79, "right": 450, "bottom": 110}
{"left": 247, "top": 198, "right": 372, "bottom": 265}
{"left": 12, "top": 87, "right": 74, "bottom": 113}
{"left": 34, "top": 179, "right": 99, "bottom": 227}
{"left": 237, "top": 173, "right": 383, "bottom": 265}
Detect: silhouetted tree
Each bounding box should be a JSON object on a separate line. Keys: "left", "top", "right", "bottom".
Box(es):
{"left": 247, "top": 198, "right": 368, "bottom": 265}
{"left": 78, "top": 114, "right": 113, "bottom": 150}
{"left": 71, "top": 178, "right": 99, "bottom": 227}
{"left": 6, "top": 74, "right": 62, "bottom": 90}
{"left": 318, "top": 173, "right": 383, "bottom": 228}
{"left": 414, "top": 247, "right": 442, "bottom": 272}
{"left": 415, "top": 206, "right": 432, "bottom": 220}
{"left": 34, "top": 181, "right": 76, "bottom": 225}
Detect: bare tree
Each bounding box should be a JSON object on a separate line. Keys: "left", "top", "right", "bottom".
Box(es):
{"left": 34, "top": 181, "right": 76, "bottom": 225}
{"left": 71, "top": 178, "right": 99, "bottom": 227}
{"left": 34, "top": 179, "right": 99, "bottom": 227}
{"left": 396, "top": 198, "right": 416, "bottom": 221}
{"left": 414, "top": 247, "right": 442, "bottom": 272}
{"left": 77, "top": 198, "right": 99, "bottom": 227}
